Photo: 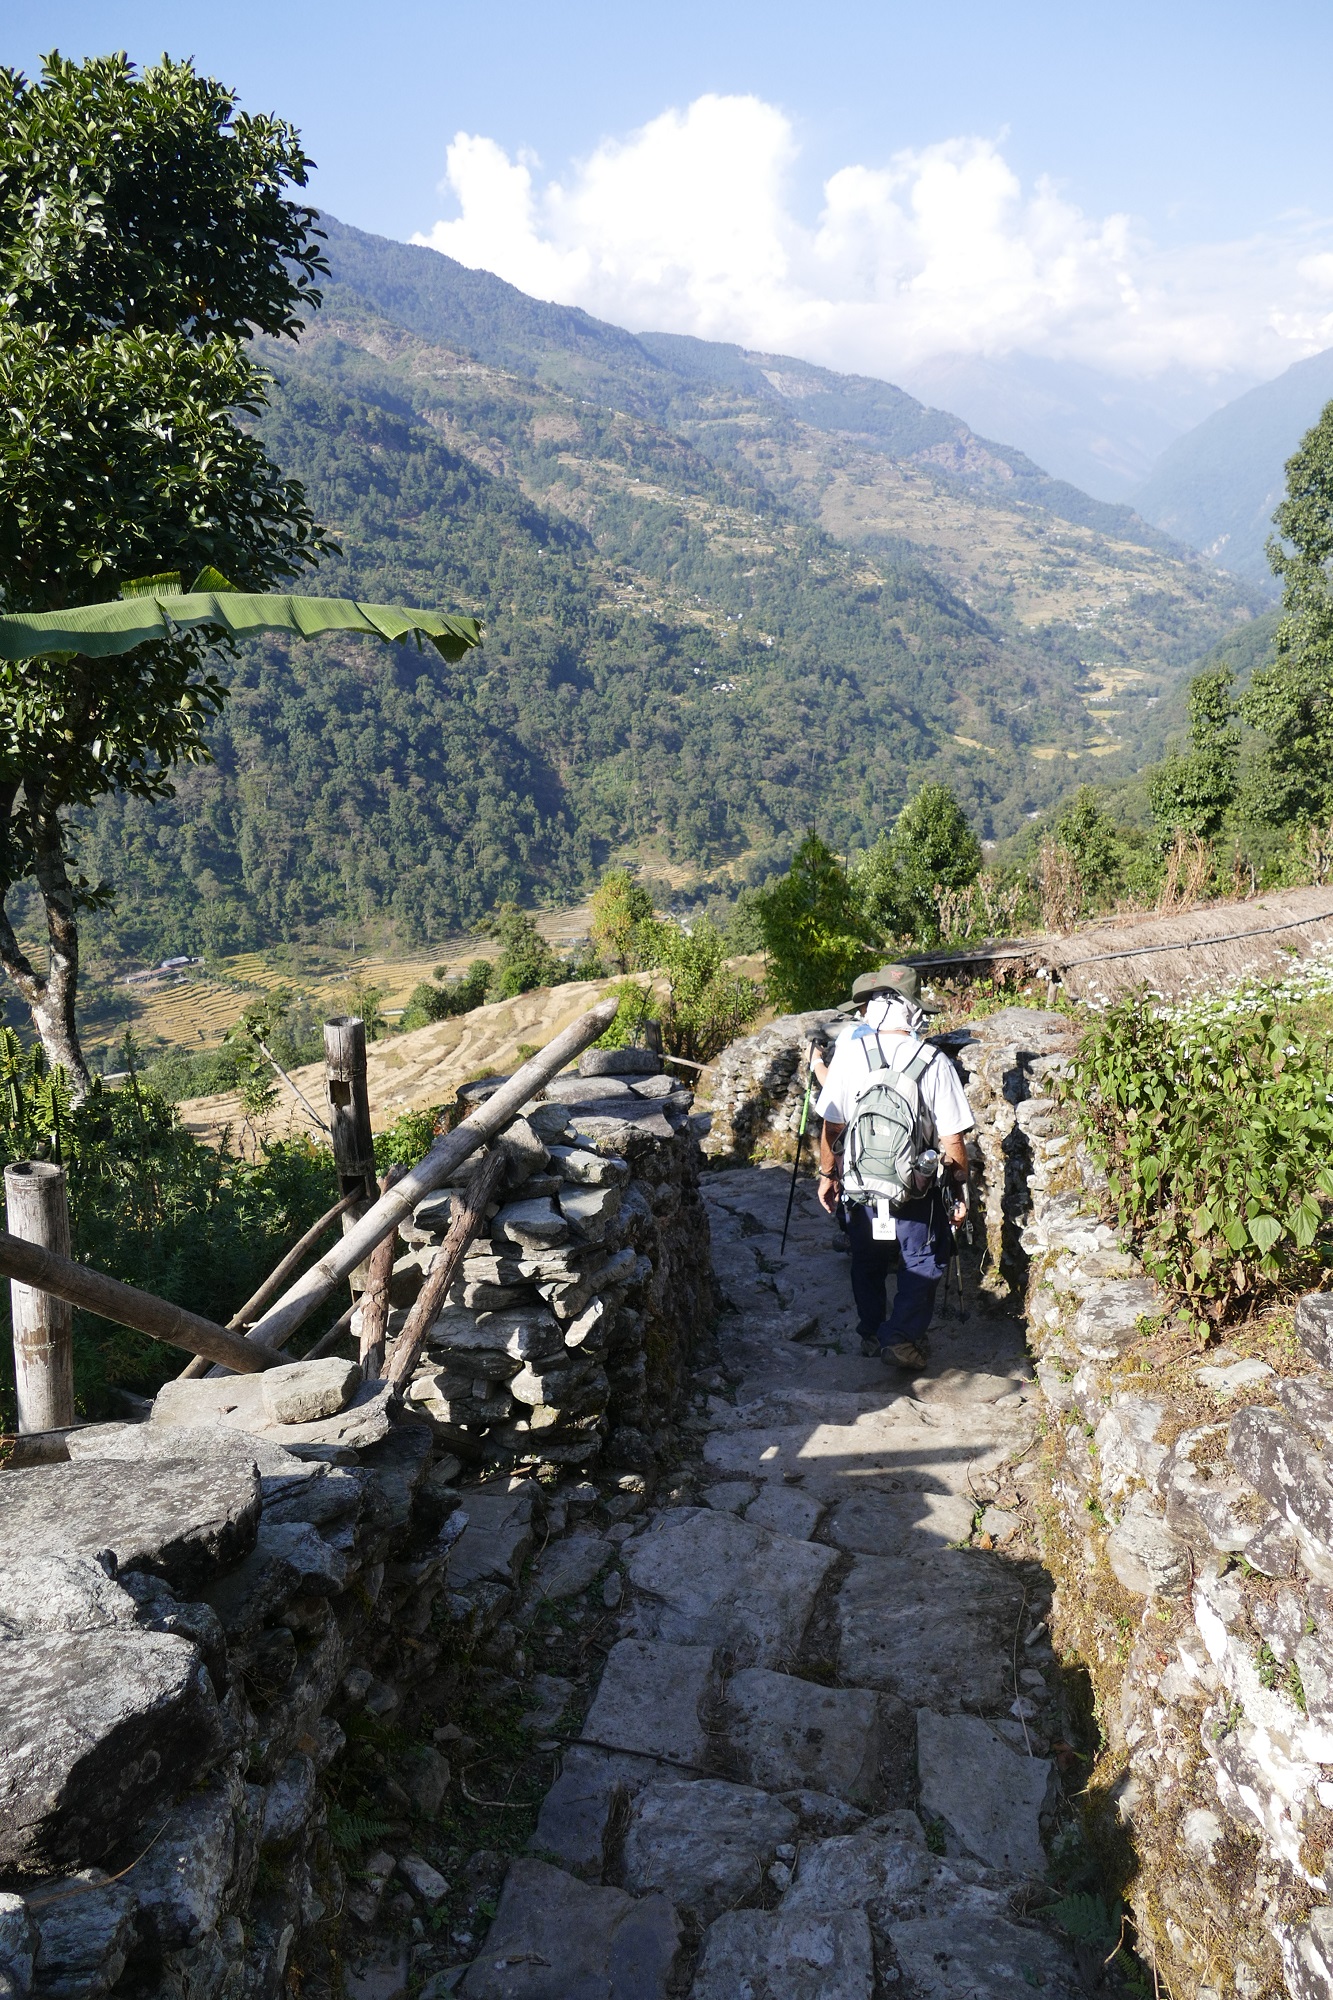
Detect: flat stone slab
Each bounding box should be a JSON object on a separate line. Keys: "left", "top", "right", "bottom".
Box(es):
{"left": 261, "top": 1357, "right": 360, "bottom": 1425}
{"left": 527, "top": 1746, "right": 650, "bottom": 1879}
{"left": 626, "top": 1508, "right": 836, "bottom": 1667}
{"left": 723, "top": 1669, "right": 882, "bottom": 1804}
{"left": 745, "top": 1486, "right": 823, "bottom": 1540}
{"left": 623, "top": 1777, "right": 797, "bottom": 1919}
{"left": 1, "top": 1621, "right": 223, "bottom": 1875}
{"left": 582, "top": 1640, "right": 715, "bottom": 1767}
{"left": 780, "top": 1817, "right": 936, "bottom": 1924}
{"left": 0, "top": 1455, "right": 260, "bottom": 1595}
{"left": 448, "top": 1488, "right": 534, "bottom": 1590}
{"left": 889, "top": 1912, "right": 1083, "bottom": 2000}
{"left": 701, "top": 1404, "right": 1020, "bottom": 1502}
{"left": 526, "top": 1533, "right": 610, "bottom": 1603}
{"left": 916, "top": 1710, "right": 1053, "bottom": 1875}
{"left": 460, "top": 1856, "right": 680, "bottom": 1999}
{"left": 825, "top": 1490, "right": 976, "bottom": 1558}
{"left": 836, "top": 1554, "right": 1028, "bottom": 1710}
{"left": 690, "top": 1908, "right": 875, "bottom": 2000}
{"left": 28, "top": 1877, "right": 137, "bottom": 1999}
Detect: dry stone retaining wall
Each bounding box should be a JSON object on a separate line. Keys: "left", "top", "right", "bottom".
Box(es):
{"left": 0, "top": 1054, "right": 712, "bottom": 2000}
{"left": 1003, "top": 1016, "right": 1333, "bottom": 2000}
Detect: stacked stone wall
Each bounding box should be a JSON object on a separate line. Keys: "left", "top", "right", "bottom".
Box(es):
{"left": 981, "top": 1012, "right": 1333, "bottom": 2000}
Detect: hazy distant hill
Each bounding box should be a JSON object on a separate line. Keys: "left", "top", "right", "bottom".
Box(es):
{"left": 1131, "top": 347, "right": 1333, "bottom": 587}
{"left": 895, "top": 351, "right": 1251, "bottom": 504}
{"left": 72, "top": 220, "right": 1261, "bottom": 971}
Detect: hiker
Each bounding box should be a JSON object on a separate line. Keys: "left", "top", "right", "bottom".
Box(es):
{"left": 814, "top": 974, "right": 973, "bottom": 1371}
{"left": 807, "top": 963, "right": 918, "bottom": 1088}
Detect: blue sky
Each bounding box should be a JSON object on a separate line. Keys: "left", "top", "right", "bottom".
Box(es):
{"left": 8, "top": 2, "right": 1331, "bottom": 246}
{"left": 8, "top": 3, "right": 1333, "bottom": 394}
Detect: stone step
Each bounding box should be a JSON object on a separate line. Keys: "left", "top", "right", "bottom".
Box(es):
{"left": 623, "top": 1507, "right": 836, "bottom": 1666}
{"left": 458, "top": 1857, "right": 680, "bottom": 1999}
{"left": 690, "top": 1908, "right": 875, "bottom": 2000}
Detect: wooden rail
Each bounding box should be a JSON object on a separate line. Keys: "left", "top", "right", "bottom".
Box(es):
{"left": 0, "top": 1232, "right": 277, "bottom": 1374}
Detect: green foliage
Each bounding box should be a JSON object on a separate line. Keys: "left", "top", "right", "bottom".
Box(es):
{"left": 1052, "top": 788, "right": 1128, "bottom": 890}
{"left": 1049, "top": 1892, "right": 1123, "bottom": 1952}
{"left": 400, "top": 960, "right": 495, "bottom": 1029}
{"left": 373, "top": 1104, "right": 442, "bottom": 1172}
{"left": 851, "top": 783, "right": 982, "bottom": 947}
{"left": 0, "top": 1025, "right": 337, "bottom": 1423}
{"left": 646, "top": 916, "right": 762, "bottom": 1065}
{"left": 1149, "top": 666, "right": 1240, "bottom": 842}
{"left": 0, "top": 50, "right": 330, "bottom": 1077}
{"left": 1236, "top": 402, "right": 1333, "bottom": 829}
{"left": 0, "top": 52, "right": 324, "bottom": 341}
{"left": 592, "top": 980, "right": 658, "bottom": 1050}
{"left": 590, "top": 869, "right": 656, "bottom": 974}
{"left": 754, "top": 833, "right": 876, "bottom": 1012}
{"left": 327, "top": 1806, "right": 394, "bottom": 1854}
{"left": 490, "top": 904, "right": 562, "bottom": 999}
{"left": 1063, "top": 964, "right": 1333, "bottom": 1320}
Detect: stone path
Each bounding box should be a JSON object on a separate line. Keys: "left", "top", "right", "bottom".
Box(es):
{"left": 460, "top": 1162, "right": 1086, "bottom": 1999}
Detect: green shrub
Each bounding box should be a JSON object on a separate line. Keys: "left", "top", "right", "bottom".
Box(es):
{"left": 651, "top": 916, "right": 762, "bottom": 1065}
{"left": 0, "top": 1029, "right": 337, "bottom": 1423}
{"left": 400, "top": 960, "right": 495, "bottom": 1030}
{"left": 374, "top": 1105, "right": 443, "bottom": 1170}
{"left": 1063, "top": 963, "right": 1333, "bottom": 1321}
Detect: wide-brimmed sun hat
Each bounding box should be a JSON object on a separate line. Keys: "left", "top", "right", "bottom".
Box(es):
{"left": 850, "top": 963, "right": 941, "bottom": 1012}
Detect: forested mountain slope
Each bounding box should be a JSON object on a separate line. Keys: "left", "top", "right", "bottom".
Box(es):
{"left": 73, "top": 220, "right": 1261, "bottom": 968}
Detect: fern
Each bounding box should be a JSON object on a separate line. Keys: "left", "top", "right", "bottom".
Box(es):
{"left": 328, "top": 1804, "right": 394, "bottom": 1853}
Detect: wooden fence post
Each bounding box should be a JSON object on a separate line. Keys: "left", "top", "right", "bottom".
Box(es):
{"left": 324, "top": 1017, "right": 376, "bottom": 1211}
{"left": 4, "top": 1161, "right": 74, "bottom": 1433}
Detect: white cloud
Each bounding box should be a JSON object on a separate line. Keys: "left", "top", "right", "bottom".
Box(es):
{"left": 414, "top": 93, "right": 1333, "bottom": 385}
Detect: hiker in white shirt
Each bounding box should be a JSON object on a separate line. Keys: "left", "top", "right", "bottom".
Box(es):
{"left": 814, "top": 984, "right": 973, "bottom": 1371}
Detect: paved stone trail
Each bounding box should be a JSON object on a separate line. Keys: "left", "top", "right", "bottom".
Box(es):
{"left": 463, "top": 1162, "right": 1085, "bottom": 2000}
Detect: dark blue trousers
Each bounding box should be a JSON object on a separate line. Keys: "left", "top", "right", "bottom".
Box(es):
{"left": 846, "top": 1195, "right": 953, "bottom": 1347}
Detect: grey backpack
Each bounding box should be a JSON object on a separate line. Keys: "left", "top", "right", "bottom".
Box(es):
{"left": 842, "top": 1036, "right": 937, "bottom": 1206}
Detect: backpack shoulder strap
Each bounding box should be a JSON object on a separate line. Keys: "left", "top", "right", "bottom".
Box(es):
{"left": 902, "top": 1042, "right": 935, "bottom": 1085}
{"left": 858, "top": 1032, "right": 888, "bottom": 1076}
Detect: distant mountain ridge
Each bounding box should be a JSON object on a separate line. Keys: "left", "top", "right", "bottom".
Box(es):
{"left": 1131, "top": 346, "right": 1333, "bottom": 588}
{"left": 69, "top": 217, "right": 1260, "bottom": 971}
{"left": 318, "top": 218, "right": 1182, "bottom": 559}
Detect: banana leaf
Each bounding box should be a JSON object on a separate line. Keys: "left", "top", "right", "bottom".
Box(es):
{"left": 0, "top": 591, "right": 482, "bottom": 663}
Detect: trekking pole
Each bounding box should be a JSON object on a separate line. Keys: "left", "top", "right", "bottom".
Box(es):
{"left": 779, "top": 1047, "right": 818, "bottom": 1256}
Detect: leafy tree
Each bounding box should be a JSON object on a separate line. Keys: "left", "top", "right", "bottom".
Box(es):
{"left": 490, "top": 904, "right": 559, "bottom": 998}
{"left": 0, "top": 52, "right": 329, "bottom": 1092}
{"left": 754, "top": 832, "right": 875, "bottom": 1012}
{"left": 590, "top": 868, "right": 656, "bottom": 973}
{"left": 1149, "top": 667, "right": 1240, "bottom": 842}
{"left": 1051, "top": 788, "right": 1125, "bottom": 884}
{"left": 853, "top": 782, "right": 982, "bottom": 945}
{"left": 1239, "top": 405, "right": 1333, "bottom": 830}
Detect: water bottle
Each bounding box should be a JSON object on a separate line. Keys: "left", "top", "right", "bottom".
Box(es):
{"left": 914, "top": 1147, "right": 939, "bottom": 1193}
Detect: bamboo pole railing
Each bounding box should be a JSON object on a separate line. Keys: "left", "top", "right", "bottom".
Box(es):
{"left": 215, "top": 996, "right": 619, "bottom": 1364}
{"left": 0, "top": 1232, "right": 278, "bottom": 1374}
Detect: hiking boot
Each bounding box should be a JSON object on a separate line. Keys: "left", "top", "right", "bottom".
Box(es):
{"left": 886, "top": 1339, "right": 929, "bottom": 1370}
{"left": 859, "top": 1336, "right": 882, "bottom": 1358}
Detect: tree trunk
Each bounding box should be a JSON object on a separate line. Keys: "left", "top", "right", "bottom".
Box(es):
{"left": 31, "top": 812, "right": 91, "bottom": 1101}
{"left": 0, "top": 799, "right": 91, "bottom": 1102}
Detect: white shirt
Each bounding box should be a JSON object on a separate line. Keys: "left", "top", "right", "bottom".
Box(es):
{"left": 815, "top": 1031, "right": 974, "bottom": 1141}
